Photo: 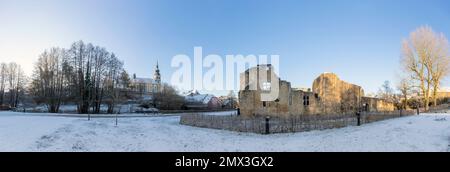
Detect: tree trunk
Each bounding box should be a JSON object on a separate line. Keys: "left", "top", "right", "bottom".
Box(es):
{"left": 420, "top": 77, "right": 428, "bottom": 111}
{"left": 0, "top": 90, "right": 4, "bottom": 105}
{"left": 432, "top": 84, "right": 438, "bottom": 107}
{"left": 424, "top": 81, "right": 430, "bottom": 110}
{"left": 14, "top": 90, "right": 19, "bottom": 108}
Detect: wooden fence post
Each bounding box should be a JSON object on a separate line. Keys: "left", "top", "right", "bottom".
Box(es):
{"left": 356, "top": 112, "right": 361, "bottom": 126}
{"left": 265, "top": 116, "right": 270, "bottom": 134}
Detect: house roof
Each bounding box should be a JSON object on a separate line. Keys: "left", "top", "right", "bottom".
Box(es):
{"left": 183, "top": 90, "right": 200, "bottom": 96}
{"left": 132, "top": 77, "right": 153, "bottom": 84}
{"left": 185, "top": 93, "right": 215, "bottom": 105}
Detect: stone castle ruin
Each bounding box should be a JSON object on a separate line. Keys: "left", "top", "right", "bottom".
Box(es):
{"left": 181, "top": 64, "right": 409, "bottom": 134}
{"left": 238, "top": 64, "right": 395, "bottom": 118}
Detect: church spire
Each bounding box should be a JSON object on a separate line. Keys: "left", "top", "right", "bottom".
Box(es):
{"left": 154, "top": 60, "right": 161, "bottom": 84}
{"left": 152, "top": 60, "right": 162, "bottom": 93}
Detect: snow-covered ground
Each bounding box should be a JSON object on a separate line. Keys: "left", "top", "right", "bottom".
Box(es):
{"left": 0, "top": 111, "right": 449, "bottom": 152}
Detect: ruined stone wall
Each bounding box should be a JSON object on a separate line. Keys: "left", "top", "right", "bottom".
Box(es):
{"left": 239, "top": 65, "right": 321, "bottom": 118}
{"left": 252, "top": 80, "right": 291, "bottom": 118}
{"left": 312, "top": 73, "right": 364, "bottom": 114}
{"left": 288, "top": 90, "right": 321, "bottom": 116}
{"left": 362, "top": 97, "right": 395, "bottom": 112}
{"left": 238, "top": 90, "right": 256, "bottom": 118}
{"left": 238, "top": 67, "right": 394, "bottom": 119}
{"left": 239, "top": 79, "right": 296, "bottom": 118}
{"left": 239, "top": 64, "right": 285, "bottom": 118}
{"left": 376, "top": 100, "right": 396, "bottom": 111}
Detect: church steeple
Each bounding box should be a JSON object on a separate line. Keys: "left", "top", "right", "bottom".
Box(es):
{"left": 151, "top": 60, "right": 162, "bottom": 93}
{"left": 153, "top": 60, "right": 161, "bottom": 84}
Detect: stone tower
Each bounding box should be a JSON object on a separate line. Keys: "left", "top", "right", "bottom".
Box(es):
{"left": 153, "top": 61, "right": 161, "bottom": 92}
{"left": 312, "top": 73, "right": 364, "bottom": 114}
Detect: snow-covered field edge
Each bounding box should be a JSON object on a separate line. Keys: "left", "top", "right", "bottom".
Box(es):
{"left": 0, "top": 111, "right": 449, "bottom": 152}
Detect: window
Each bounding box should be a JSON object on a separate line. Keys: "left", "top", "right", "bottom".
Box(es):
{"left": 262, "top": 101, "right": 267, "bottom": 107}
{"left": 303, "top": 95, "right": 310, "bottom": 106}
{"left": 363, "top": 103, "right": 369, "bottom": 112}
{"left": 262, "top": 82, "right": 271, "bottom": 91}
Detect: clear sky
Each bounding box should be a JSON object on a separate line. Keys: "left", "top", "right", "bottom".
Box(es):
{"left": 1, "top": 0, "right": 449, "bottom": 96}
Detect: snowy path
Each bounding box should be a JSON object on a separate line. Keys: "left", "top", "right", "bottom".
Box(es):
{"left": 0, "top": 111, "right": 449, "bottom": 152}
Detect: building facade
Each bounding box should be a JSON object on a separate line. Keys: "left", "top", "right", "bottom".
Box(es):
{"left": 129, "top": 61, "right": 162, "bottom": 98}
{"left": 435, "top": 87, "right": 450, "bottom": 99}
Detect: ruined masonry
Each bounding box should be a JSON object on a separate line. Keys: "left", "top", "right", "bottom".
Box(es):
{"left": 238, "top": 64, "right": 395, "bottom": 118}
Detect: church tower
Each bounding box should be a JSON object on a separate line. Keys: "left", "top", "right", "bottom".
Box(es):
{"left": 153, "top": 61, "right": 161, "bottom": 92}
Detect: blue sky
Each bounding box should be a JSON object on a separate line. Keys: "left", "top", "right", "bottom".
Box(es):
{"left": 1, "top": 0, "right": 449, "bottom": 96}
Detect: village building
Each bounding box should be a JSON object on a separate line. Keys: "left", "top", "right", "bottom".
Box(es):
{"left": 129, "top": 61, "right": 162, "bottom": 100}
{"left": 434, "top": 87, "right": 450, "bottom": 99}
{"left": 238, "top": 64, "right": 395, "bottom": 118}
{"left": 409, "top": 87, "right": 450, "bottom": 104}
{"left": 182, "top": 90, "right": 222, "bottom": 110}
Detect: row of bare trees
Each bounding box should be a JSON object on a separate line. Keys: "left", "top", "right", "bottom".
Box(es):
{"left": 30, "top": 41, "right": 130, "bottom": 113}
{"left": 400, "top": 26, "right": 450, "bottom": 110}
{"left": 3, "top": 40, "right": 193, "bottom": 113}
{"left": 0, "top": 62, "right": 26, "bottom": 108}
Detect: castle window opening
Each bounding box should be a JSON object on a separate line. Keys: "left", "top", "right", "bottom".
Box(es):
{"left": 303, "top": 95, "right": 310, "bottom": 106}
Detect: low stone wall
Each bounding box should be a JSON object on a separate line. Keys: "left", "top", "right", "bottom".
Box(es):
{"left": 180, "top": 110, "right": 417, "bottom": 134}
{"left": 361, "top": 110, "right": 417, "bottom": 123}
{"left": 160, "top": 109, "right": 235, "bottom": 114}
{"left": 420, "top": 104, "right": 450, "bottom": 113}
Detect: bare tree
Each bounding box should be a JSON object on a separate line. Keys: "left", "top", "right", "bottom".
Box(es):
{"left": 65, "top": 41, "right": 89, "bottom": 113}
{"left": 6, "top": 63, "right": 26, "bottom": 107}
{"left": 29, "top": 40, "right": 128, "bottom": 114}
{"left": 62, "top": 40, "right": 127, "bottom": 114}
{"left": 225, "top": 90, "right": 238, "bottom": 109}
{"left": 90, "top": 46, "right": 109, "bottom": 113}
{"left": 102, "top": 53, "right": 124, "bottom": 113}
{"left": 0, "top": 63, "right": 7, "bottom": 105}
{"left": 377, "top": 80, "right": 394, "bottom": 102}
{"left": 401, "top": 26, "right": 450, "bottom": 110}
{"left": 427, "top": 33, "right": 450, "bottom": 106}
{"left": 15, "top": 67, "right": 26, "bottom": 107}
{"left": 397, "top": 78, "right": 412, "bottom": 110}
{"left": 30, "top": 48, "right": 67, "bottom": 113}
